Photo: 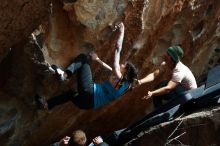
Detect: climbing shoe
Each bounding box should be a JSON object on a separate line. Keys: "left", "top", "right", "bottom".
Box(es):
{"left": 51, "top": 64, "right": 67, "bottom": 81}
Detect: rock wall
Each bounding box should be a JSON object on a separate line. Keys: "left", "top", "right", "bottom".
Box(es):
{"left": 0, "top": 0, "right": 220, "bottom": 146}
{"left": 0, "top": 0, "right": 51, "bottom": 62}
{"left": 129, "top": 107, "right": 220, "bottom": 146}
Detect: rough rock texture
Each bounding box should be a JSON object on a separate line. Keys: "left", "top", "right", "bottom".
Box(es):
{"left": 128, "top": 106, "right": 220, "bottom": 146}
{"left": 0, "top": 0, "right": 220, "bottom": 146}
{"left": 0, "top": 37, "right": 56, "bottom": 145}
{"left": 0, "top": 0, "right": 51, "bottom": 62}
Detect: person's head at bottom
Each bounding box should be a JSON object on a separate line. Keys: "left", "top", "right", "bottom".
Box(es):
{"left": 72, "top": 130, "right": 87, "bottom": 146}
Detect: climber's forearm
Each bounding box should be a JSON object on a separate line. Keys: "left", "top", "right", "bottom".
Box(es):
{"left": 114, "top": 22, "right": 124, "bottom": 75}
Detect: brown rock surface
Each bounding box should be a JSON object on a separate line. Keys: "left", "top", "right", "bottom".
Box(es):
{"left": 0, "top": 0, "right": 51, "bottom": 62}
{"left": 129, "top": 106, "right": 220, "bottom": 146}
{"left": 0, "top": 0, "right": 220, "bottom": 146}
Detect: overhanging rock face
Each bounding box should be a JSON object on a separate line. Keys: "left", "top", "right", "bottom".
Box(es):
{"left": 0, "top": 0, "right": 220, "bottom": 146}
{"left": 0, "top": 0, "right": 51, "bottom": 62}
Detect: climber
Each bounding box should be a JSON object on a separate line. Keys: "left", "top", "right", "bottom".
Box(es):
{"left": 36, "top": 22, "right": 138, "bottom": 110}
{"left": 135, "top": 45, "right": 197, "bottom": 108}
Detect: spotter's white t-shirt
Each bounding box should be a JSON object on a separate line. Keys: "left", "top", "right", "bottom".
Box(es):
{"left": 171, "top": 61, "right": 197, "bottom": 89}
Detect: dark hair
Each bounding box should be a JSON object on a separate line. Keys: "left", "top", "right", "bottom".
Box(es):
{"left": 123, "top": 62, "right": 138, "bottom": 84}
